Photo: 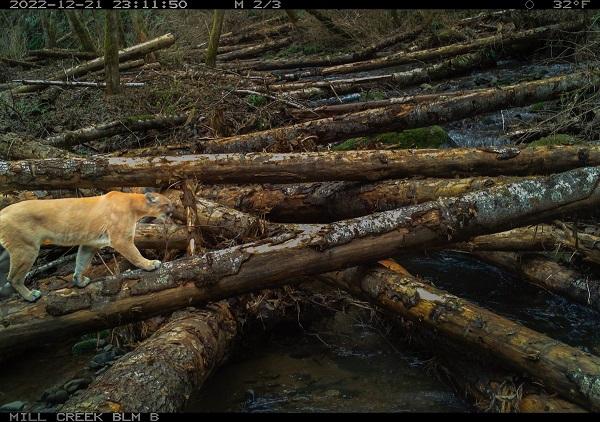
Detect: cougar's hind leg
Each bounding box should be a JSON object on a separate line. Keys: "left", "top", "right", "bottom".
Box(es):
{"left": 73, "top": 245, "right": 97, "bottom": 288}
{"left": 7, "top": 246, "right": 41, "bottom": 302}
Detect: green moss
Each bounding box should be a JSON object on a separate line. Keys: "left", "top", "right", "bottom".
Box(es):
{"left": 530, "top": 102, "right": 548, "bottom": 112}
{"left": 333, "top": 126, "right": 450, "bottom": 151}
{"left": 527, "top": 134, "right": 583, "bottom": 147}
{"left": 246, "top": 94, "right": 268, "bottom": 108}
{"left": 72, "top": 339, "right": 100, "bottom": 355}
{"left": 360, "top": 90, "right": 386, "bottom": 101}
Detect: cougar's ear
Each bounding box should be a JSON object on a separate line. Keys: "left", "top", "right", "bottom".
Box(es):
{"left": 145, "top": 192, "right": 159, "bottom": 204}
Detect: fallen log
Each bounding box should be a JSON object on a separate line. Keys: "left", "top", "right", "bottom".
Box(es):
{"left": 194, "top": 176, "right": 524, "bottom": 223}
{"left": 473, "top": 252, "right": 600, "bottom": 313}
{"left": 320, "top": 21, "right": 583, "bottom": 75}
{"left": 5, "top": 145, "right": 600, "bottom": 190}
{"left": 88, "top": 59, "right": 146, "bottom": 77}
{"left": 44, "top": 114, "right": 190, "bottom": 148}
{"left": 61, "top": 304, "right": 237, "bottom": 412}
{"left": 3, "top": 166, "right": 600, "bottom": 360}
{"left": 11, "top": 80, "right": 145, "bottom": 89}
{"left": 216, "top": 15, "right": 289, "bottom": 43}
{"left": 11, "top": 33, "right": 176, "bottom": 94}
{"left": 231, "top": 27, "right": 423, "bottom": 71}
{"left": 219, "top": 23, "right": 293, "bottom": 46}
{"left": 318, "top": 261, "right": 599, "bottom": 410}
{"left": 196, "top": 71, "right": 600, "bottom": 153}
{"left": 0, "top": 57, "right": 41, "bottom": 69}
{"left": 218, "top": 37, "right": 293, "bottom": 61}
{"left": 28, "top": 49, "right": 98, "bottom": 60}
{"left": 0, "top": 133, "right": 78, "bottom": 160}
{"left": 270, "top": 51, "right": 495, "bottom": 99}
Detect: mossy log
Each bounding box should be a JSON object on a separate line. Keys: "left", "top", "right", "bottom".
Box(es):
{"left": 473, "top": 252, "right": 600, "bottom": 313}
{"left": 196, "top": 71, "right": 599, "bottom": 153}
{"left": 331, "top": 126, "right": 450, "bottom": 151}
{"left": 320, "top": 21, "right": 582, "bottom": 75}
{"left": 61, "top": 304, "right": 237, "bottom": 412}
{"left": 44, "top": 114, "right": 189, "bottom": 148}
{"left": 319, "top": 261, "right": 594, "bottom": 410}
{"left": 3, "top": 167, "right": 600, "bottom": 359}
{"left": 5, "top": 146, "right": 600, "bottom": 190}
{"left": 11, "top": 33, "right": 176, "bottom": 94}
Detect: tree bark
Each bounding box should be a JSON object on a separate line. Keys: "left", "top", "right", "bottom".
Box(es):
{"left": 305, "top": 10, "right": 353, "bottom": 39}
{"left": 11, "top": 33, "right": 176, "bottom": 94}
{"left": 130, "top": 12, "right": 157, "bottom": 63}
{"left": 60, "top": 304, "right": 237, "bottom": 412}
{"left": 104, "top": 10, "right": 121, "bottom": 95}
{"left": 205, "top": 10, "right": 225, "bottom": 68}
{"left": 4, "top": 166, "right": 600, "bottom": 359}
{"left": 285, "top": 10, "right": 299, "bottom": 25}
{"left": 196, "top": 71, "right": 600, "bottom": 153}
{"left": 473, "top": 252, "right": 600, "bottom": 313}
{"left": 219, "top": 22, "right": 293, "bottom": 47}
{"left": 0, "top": 133, "right": 78, "bottom": 160}
{"left": 321, "top": 21, "right": 583, "bottom": 75}
{"left": 41, "top": 12, "right": 57, "bottom": 49}
{"left": 318, "top": 261, "right": 600, "bottom": 410}
{"left": 5, "top": 146, "right": 600, "bottom": 190}
{"left": 44, "top": 114, "right": 189, "bottom": 148}
{"left": 65, "top": 11, "right": 97, "bottom": 54}
{"left": 217, "top": 37, "right": 293, "bottom": 62}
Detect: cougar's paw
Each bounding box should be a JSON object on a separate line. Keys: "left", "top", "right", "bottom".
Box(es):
{"left": 25, "top": 289, "right": 42, "bottom": 303}
{"left": 144, "top": 260, "right": 162, "bottom": 271}
{"left": 73, "top": 275, "right": 91, "bottom": 288}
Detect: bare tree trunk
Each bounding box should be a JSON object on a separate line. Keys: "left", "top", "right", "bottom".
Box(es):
{"left": 4, "top": 166, "right": 600, "bottom": 361}
{"left": 205, "top": 10, "right": 225, "bottom": 68}
{"left": 65, "top": 11, "right": 97, "bottom": 54}
{"left": 318, "top": 261, "right": 600, "bottom": 410}
{"left": 41, "top": 12, "right": 57, "bottom": 49}
{"left": 104, "top": 10, "right": 121, "bottom": 95}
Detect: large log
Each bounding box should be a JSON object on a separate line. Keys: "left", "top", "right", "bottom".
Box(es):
{"left": 0, "top": 133, "right": 78, "bottom": 160}
{"left": 317, "top": 261, "right": 600, "bottom": 410}
{"left": 61, "top": 304, "right": 237, "bottom": 412}
{"left": 219, "top": 22, "right": 293, "bottom": 46}
{"left": 11, "top": 34, "right": 176, "bottom": 94}
{"left": 217, "top": 37, "right": 293, "bottom": 61}
{"left": 320, "top": 21, "right": 583, "bottom": 75}
{"left": 5, "top": 146, "right": 600, "bottom": 191}
{"left": 195, "top": 71, "right": 600, "bottom": 153}
{"left": 473, "top": 252, "right": 600, "bottom": 313}
{"left": 4, "top": 166, "right": 600, "bottom": 359}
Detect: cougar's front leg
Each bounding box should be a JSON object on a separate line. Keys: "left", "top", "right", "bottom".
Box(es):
{"left": 111, "top": 239, "right": 161, "bottom": 271}
{"left": 73, "top": 245, "right": 97, "bottom": 288}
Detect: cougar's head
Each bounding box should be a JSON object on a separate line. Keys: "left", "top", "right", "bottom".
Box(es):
{"left": 143, "top": 192, "right": 174, "bottom": 221}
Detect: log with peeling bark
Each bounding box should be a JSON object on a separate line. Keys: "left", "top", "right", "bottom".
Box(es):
{"left": 219, "top": 15, "right": 288, "bottom": 41}
{"left": 320, "top": 21, "right": 583, "bottom": 75}
{"left": 4, "top": 167, "right": 600, "bottom": 361}
{"left": 195, "top": 71, "right": 600, "bottom": 153}
{"left": 473, "top": 252, "right": 600, "bottom": 312}
{"left": 217, "top": 36, "right": 293, "bottom": 61}
{"left": 262, "top": 51, "right": 495, "bottom": 99}
{"left": 28, "top": 49, "right": 98, "bottom": 60}
{"left": 43, "top": 114, "right": 190, "bottom": 148}
{"left": 318, "top": 261, "right": 598, "bottom": 410}
{"left": 230, "top": 27, "right": 423, "bottom": 71}
{"left": 0, "top": 133, "right": 78, "bottom": 160}
{"left": 61, "top": 305, "right": 238, "bottom": 412}
{"left": 219, "top": 22, "right": 293, "bottom": 46}
{"left": 11, "top": 80, "right": 145, "bottom": 89}
{"left": 5, "top": 145, "right": 600, "bottom": 190}
{"left": 11, "top": 33, "right": 176, "bottom": 95}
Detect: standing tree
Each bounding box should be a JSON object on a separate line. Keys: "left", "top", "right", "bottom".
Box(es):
{"left": 65, "top": 10, "right": 97, "bottom": 54}
{"left": 103, "top": 10, "right": 120, "bottom": 95}
{"left": 131, "top": 12, "right": 157, "bottom": 62}
{"left": 41, "top": 11, "right": 57, "bottom": 48}
{"left": 205, "top": 10, "right": 225, "bottom": 68}
{"left": 117, "top": 12, "right": 127, "bottom": 48}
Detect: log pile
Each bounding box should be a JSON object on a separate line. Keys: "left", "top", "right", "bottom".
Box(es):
{"left": 3, "top": 11, "right": 600, "bottom": 414}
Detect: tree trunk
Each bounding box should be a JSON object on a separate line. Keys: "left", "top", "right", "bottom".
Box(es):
{"left": 44, "top": 114, "right": 189, "bottom": 148}
{"left": 318, "top": 261, "right": 600, "bottom": 410}
{"left": 104, "top": 10, "right": 121, "bottom": 95}
{"left": 11, "top": 33, "right": 176, "bottom": 94}
{"left": 217, "top": 37, "right": 293, "bottom": 61}
{"left": 5, "top": 146, "right": 600, "bottom": 190}
{"left": 65, "top": 11, "right": 97, "bottom": 54}
{"left": 196, "top": 71, "right": 600, "bottom": 153}
{"left": 131, "top": 12, "right": 157, "bottom": 63}
{"left": 0, "top": 133, "right": 78, "bottom": 160}
{"left": 4, "top": 166, "right": 600, "bottom": 359}
{"left": 205, "top": 10, "right": 225, "bottom": 68}
{"left": 305, "top": 9, "right": 353, "bottom": 39}
{"left": 321, "top": 21, "right": 583, "bottom": 75}
{"left": 41, "top": 12, "right": 57, "bottom": 49}
{"left": 473, "top": 252, "right": 600, "bottom": 313}
{"left": 285, "top": 10, "right": 299, "bottom": 25}
{"left": 60, "top": 304, "right": 237, "bottom": 412}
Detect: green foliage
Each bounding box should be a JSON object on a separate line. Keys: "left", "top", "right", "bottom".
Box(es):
{"left": 360, "top": 90, "right": 386, "bottom": 101}
{"left": 246, "top": 94, "right": 268, "bottom": 108}
{"left": 527, "top": 134, "right": 583, "bottom": 147}
{"left": 333, "top": 126, "right": 450, "bottom": 151}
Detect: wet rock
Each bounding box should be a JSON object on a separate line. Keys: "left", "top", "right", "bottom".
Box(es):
{"left": 0, "top": 401, "right": 26, "bottom": 411}
{"left": 44, "top": 389, "right": 69, "bottom": 405}
{"left": 63, "top": 378, "right": 92, "bottom": 394}
{"left": 89, "top": 348, "right": 124, "bottom": 369}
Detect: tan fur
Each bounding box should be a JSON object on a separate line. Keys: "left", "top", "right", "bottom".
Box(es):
{"left": 0, "top": 191, "right": 174, "bottom": 302}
